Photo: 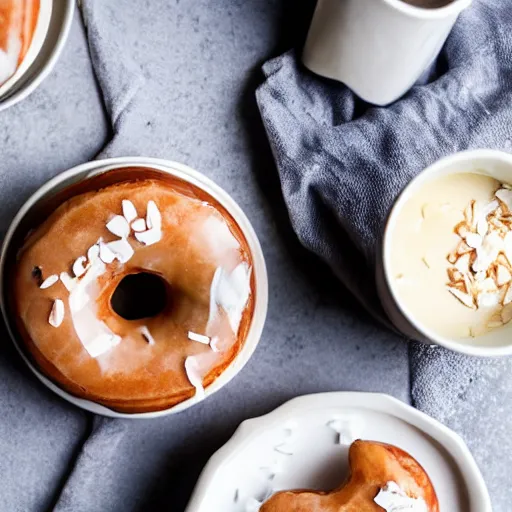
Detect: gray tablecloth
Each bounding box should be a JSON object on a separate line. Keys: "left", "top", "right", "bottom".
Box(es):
{"left": 0, "top": 1, "right": 504, "bottom": 511}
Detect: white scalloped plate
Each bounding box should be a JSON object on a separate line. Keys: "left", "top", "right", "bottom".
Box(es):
{"left": 185, "top": 392, "right": 491, "bottom": 512}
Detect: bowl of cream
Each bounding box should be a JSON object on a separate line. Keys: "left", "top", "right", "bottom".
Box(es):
{"left": 378, "top": 149, "right": 512, "bottom": 356}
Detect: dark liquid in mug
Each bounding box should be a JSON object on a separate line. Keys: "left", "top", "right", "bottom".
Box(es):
{"left": 401, "top": 0, "right": 453, "bottom": 7}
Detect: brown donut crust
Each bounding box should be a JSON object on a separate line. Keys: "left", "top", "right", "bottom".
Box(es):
{"left": 9, "top": 171, "right": 255, "bottom": 413}
{"left": 261, "top": 440, "right": 439, "bottom": 512}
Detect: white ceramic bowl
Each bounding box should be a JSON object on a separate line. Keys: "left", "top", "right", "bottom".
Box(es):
{"left": 377, "top": 149, "right": 512, "bottom": 357}
{"left": 0, "top": 0, "right": 73, "bottom": 111}
{"left": 0, "top": 157, "right": 268, "bottom": 418}
{"left": 185, "top": 392, "right": 491, "bottom": 512}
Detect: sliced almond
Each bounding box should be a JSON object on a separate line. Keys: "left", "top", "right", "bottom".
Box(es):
{"left": 40, "top": 274, "right": 58, "bottom": 289}
{"left": 146, "top": 200, "right": 162, "bottom": 231}
{"left": 477, "top": 292, "right": 500, "bottom": 309}
{"left": 87, "top": 244, "right": 100, "bottom": 263}
{"left": 106, "top": 239, "right": 134, "bottom": 263}
{"left": 455, "top": 221, "right": 469, "bottom": 238}
{"left": 466, "top": 233, "right": 483, "bottom": 249}
{"left": 463, "top": 273, "right": 473, "bottom": 295}
{"left": 456, "top": 240, "right": 473, "bottom": 255}
{"left": 188, "top": 331, "right": 210, "bottom": 345}
{"left": 497, "top": 264, "right": 512, "bottom": 287}
{"left": 447, "top": 286, "right": 475, "bottom": 309}
{"left": 99, "top": 241, "right": 116, "bottom": 264}
{"left": 135, "top": 228, "right": 162, "bottom": 246}
{"left": 503, "top": 283, "right": 512, "bottom": 305}
{"left": 464, "top": 201, "right": 474, "bottom": 225}
{"left": 106, "top": 215, "right": 130, "bottom": 239}
{"left": 49, "top": 299, "right": 65, "bottom": 327}
{"left": 487, "top": 320, "right": 503, "bottom": 329}
{"left": 131, "top": 218, "right": 146, "bottom": 232}
{"left": 140, "top": 325, "right": 156, "bottom": 345}
{"left": 496, "top": 189, "right": 512, "bottom": 213}
{"left": 454, "top": 253, "right": 471, "bottom": 274}
{"left": 72, "top": 256, "right": 88, "bottom": 278}
{"left": 447, "top": 268, "right": 463, "bottom": 283}
{"left": 60, "top": 272, "right": 76, "bottom": 292}
{"left": 477, "top": 217, "right": 489, "bottom": 238}
{"left": 122, "top": 200, "right": 138, "bottom": 224}
{"left": 447, "top": 251, "right": 458, "bottom": 264}
{"left": 502, "top": 303, "right": 512, "bottom": 324}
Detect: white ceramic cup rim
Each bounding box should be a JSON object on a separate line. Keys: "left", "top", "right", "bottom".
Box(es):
{"left": 383, "top": 149, "right": 512, "bottom": 357}
{"left": 382, "top": 0, "right": 472, "bottom": 19}
{"left": 0, "top": 157, "right": 268, "bottom": 418}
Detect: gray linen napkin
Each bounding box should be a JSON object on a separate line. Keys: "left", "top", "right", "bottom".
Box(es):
{"left": 256, "top": 0, "right": 512, "bottom": 507}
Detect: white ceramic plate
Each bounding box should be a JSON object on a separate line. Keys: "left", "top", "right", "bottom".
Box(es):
{"left": 185, "top": 392, "right": 491, "bottom": 512}
{"left": 0, "top": 0, "right": 73, "bottom": 110}
{"left": 0, "top": 157, "right": 268, "bottom": 418}
{"left": 0, "top": 0, "right": 53, "bottom": 98}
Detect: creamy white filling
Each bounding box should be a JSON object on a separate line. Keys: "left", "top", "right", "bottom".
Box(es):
{"left": 68, "top": 259, "right": 121, "bottom": 358}
{"left": 374, "top": 481, "right": 428, "bottom": 512}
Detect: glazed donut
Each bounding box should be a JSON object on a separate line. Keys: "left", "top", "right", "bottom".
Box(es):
{"left": 0, "top": 0, "right": 40, "bottom": 85}
{"left": 260, "top": 440, "right": 439, "bottom": 512}
{"left": 10, "top": 169, "right": 256, "bottom": 413}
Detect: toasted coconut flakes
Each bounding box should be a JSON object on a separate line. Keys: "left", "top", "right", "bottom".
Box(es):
{"left": 99, "top": 241, "right": 116, "bottom": 264}
{"left": 456, "top": 241, "right": 473, "bottom": 255}
{"left": 466, "top": 233, "right": 483, "bottom": 249}
{"left": 106, "top": 215, "right": 130, "bottom": 239}
{"left": 106, "top": 239, "right": 134, "bottom": 263}
{"left": 72, "top": 256, "right": 88, "bottom": 278}
{"left": 463, "top": 273, "right": 473, "bottom": 295}
{"left": 60, "top": 272, "right": 76, "bottom": 292}
{"left": 477, "top": 292, "right": 500, "bottom": 309}
{"left": 40, "top": 274, "right": 58, "bottom": 289}
{"left": 455, "top": 221, "right": 469, "bottom": 238}
{"left": 421, "top": 257, "right": 430, "bottom": 269}
{"left": 131, "top": 218, "right": 146, "bottom": 232}
{"left": 447, "top": 268, "right": 462, "bottom": 282}
{"left": 477, "top": 217, "right": 489, "bottom": 237}
{"left": 87, "top": 244, "right": 100, "bottom": 263}
{"left": 496, "top": 189, "right": 512, "bottom": 212}
{"left": 122, "top": 200, "right": 138, "bottom": 224}
{"left": 135, "top": 228, "right": 162, "bottom": 246}
{"left": 140, "top": 326, "right": 156, "bottom": 345}
{"left": 497, "top": 265, "right": 512, "bottom": 286}
{"left": 49, "top": 299, "right": 65, "bottom": 327}
{"left": 447, "top": 251, "right": 458, "bottom": 264}
{"left": 188, "top": 331, "right": 210, "bottom": 345}
{"left": 146, "top": 200, "right": 162, "bottom": 231}
{"left": 464, "top": 201, "right": 474, "bottom": 224}
{"left": 502, "top": 303, "right": 512, "bottom": 324}
{"left": 503, "top": 284, "right": 512, "bottom": 305}
{"left": 447, "top": 286, "right": 475, "bottom": 309}
{"left": 454, "top": 253, "right": 471, "bottom": 274}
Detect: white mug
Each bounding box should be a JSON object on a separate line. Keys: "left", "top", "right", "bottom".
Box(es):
{"left": 303, "top": 0, "right": 472, "bottom": 106}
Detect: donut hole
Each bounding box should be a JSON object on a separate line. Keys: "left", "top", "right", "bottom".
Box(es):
{"left": 111, "top": 273, "right": 168, "bottom": 320}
